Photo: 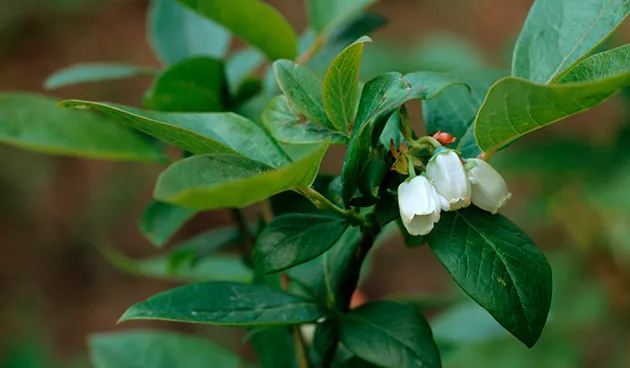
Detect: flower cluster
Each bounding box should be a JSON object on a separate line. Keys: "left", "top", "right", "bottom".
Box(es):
{"left": 398, "top": 147, "right": 511, "bottom": 236}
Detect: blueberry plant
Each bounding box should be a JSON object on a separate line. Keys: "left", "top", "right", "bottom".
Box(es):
{"left": 1, "top": 0, "right": 629, "bottom": 367}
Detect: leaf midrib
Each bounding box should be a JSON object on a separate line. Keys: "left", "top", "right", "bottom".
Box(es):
{"left": 454, "top": 211, "right": 532, "bottom": 337}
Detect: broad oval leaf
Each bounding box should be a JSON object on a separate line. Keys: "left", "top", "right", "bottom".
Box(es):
{"left": 100, "top": 244, "right": 252, "bottom": 283}
{"left": 148, "top": 0, "right": 230, "bottom": 65}
{"left": 144, "top": 57, "right": 227, "bottom": 112}
{"left": 262, "top": 95, "right": 348, "bottom": 145}
{"left": 423, "top": 70, "right": 505, "bottom": 158}
{"left": 90, "top": 330, "right": 246, "bottom": 368}
{"left": 254, "top": 213, "right": 351, "bottom": 273}
{"left": 474, "top": 72, "right": 630, "bottom": 155}
{"left": 512, "top": 0, "right": 630, "bottom": 83}
{"left": 307, "top": 0, "right": 375, "bottom": 34}
{"left": 286, "top": 226, "right": 361, "bottom": 310}
{"left": 139, "top": 201, "right": 197, "bottom": 247}
{"left": 273, "top": 60, "right": 339, "bottom": 132}
{"left": 177, "top": 0, "right": 298, "bottom": 61}
{"left": 60, "top": 100, "right": 289, "bottom": 167}
{"left": 119, "top": 281, "right": 327, "bottom": 325}
{"left": 154, "top": 142, "right": 329, "bottom": 210}
{"left": 44, "top": 63, "right": 157, "bottom": 90}
{"left": 0, "top": 94, "right": 165, "bottom": 162}
{"left": 339, "top": 301, "right": 441, "bottom": 368}
{"left": 341, "top": 72, "right": 412, "bottom": 206}
{"left": 323, "top": 36, "right": 372, "bottom": 133}
{"left": 426, "top": 206, "right": 552, "bottom": 347}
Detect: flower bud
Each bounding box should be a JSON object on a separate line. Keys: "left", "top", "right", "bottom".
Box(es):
{"left": 465, "top": 158, "right": 512, "bottom": 214}
{"left": 426, "top": 148, "right": 471, "bottom": 210}
{"left": 398, "top": 176, "right": 449, "bottom": 236}
{"left": 432, "top": 131, "right": 456, "bottom": 145}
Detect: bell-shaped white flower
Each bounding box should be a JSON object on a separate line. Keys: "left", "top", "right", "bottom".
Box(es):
{"left": 426, "top": 147, "right": 471, "bottom": 210}
{"left": 398, "top": 176, "right": 449, "bottom": 236}
{"left": 465, "top": 158, "right": 512, "bottom": 214}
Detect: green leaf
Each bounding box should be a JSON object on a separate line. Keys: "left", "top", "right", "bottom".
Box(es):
{"left": 426, "top": 206, "right": 552, "bottom": 347}
{"left": 154, "top": 142, "right": 328, "bottom": 210}
{"left": 167, "top": 226, "right": 243, "bottom": 267}
{"left": 262, "top": 95, "right": 348, "bottom": 145}
{"left": 60, "top": 100, "right": 289, "bottom": 167}
{"left": 339, "top": 301, "right": 441, "bottom": 368}
{"left": 270, "top": 175, "right": 338, "bottom": 216}
{"left": 273, "top": 60, "right": 339, "bottom": 132}
{"left": 511, "top": 0, "right": 630, "bottom": 83}
{"left": 403, "top": 71, "right": 468, "bottom": 101}
{"left": 306, "top": 12, "right": 387, "bottom": 75}
{"left": 90, "top": 330, "right": 244, "bottom": 368}
{"left": 226, "top": 48, "right": 265, "bottom": 95}
{"left": 119, "top": 281, "right": 327, "bottom": 325}
{"left": 254, "top": 213, "right": 351, "bottom": 273}
{"left": 100, "top": 244, "right": 252, "bottom": 282}
{"left": 423, "top": 70, "right": 505, "bottom": 157}
{"left": 44, "top": 63, "right": 157, "bottom": 90}
{"left": 286, "top": 226, "right": 361, "bottom": 310}
{"left": 474, "top": 72, "right": 630, "bottom": 155}
{"left": 177, "top": 0, "right": 298, "bottom": 61}
{"left": 307, "top": 0, "right": 375, "bottom": 34}
{"left": 341, "top": 72, "right": 412, "bottom": 206}
{"left": 249, "top": 327, "right": 296, "bottom": 368}
{"left": 323, "top": 36, "right": 372, "bottom": 133}
{"left": 148, "top": 0, "right": 230, "bottom": 65}
{"left": 144, "top": 57, "right": 227, "bottom": 112}
{"left": 139, "top": 201, "right": 196, "bottom": 247}
{"left": 0, "top": 94, "right": 165, "bottom": 162}
{"left": 558, "top": 44, "right": 630, "bottom": 83}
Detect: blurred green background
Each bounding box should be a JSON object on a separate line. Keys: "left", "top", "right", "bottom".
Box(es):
{"left": 1, "top": 0, "right": 630, "bottom": 367}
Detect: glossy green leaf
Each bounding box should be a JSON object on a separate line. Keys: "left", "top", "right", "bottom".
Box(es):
{"left": 273, "top": 60, "right": 339, "bottom": 132}
{"left": 155, "top": 142, "right": 328, "bottom": 210}
{"left": 60, "top": 100, "right": 289, "bottom": 167}
{"left": 474, "top": 72, "right": 630, "bottom": 155}
{"left": 249, "top": 327, "right": 296, "bottom": 368}
{"left": 44, "top": 63, "right": 157, "bottom": 90}
{"left": 144, "top": 57, "right": 227, "bottom": 112}
{"left": 339, "top": 301, "right": 441, "bottom": 368}
{"left": 254, "top": 213, "right": 351, "bottom": 273}
{"left": 167, "top": 226, "right": 242, "bottom": 268}
{"left": 426, "top": 206, "right": 552, "bottom": 347}
{"left": 511, "top": 0, "right": 630, "bottom": 83}
{"left": 403, "top": 71, "right": 468, "bottom": 101}
{"left": 177, "top": 0, "right": 298, "bottom": 60}
{"left": 100, "top": 244, "right": 252, "bottom": 282}
{"left": 423, "top": 70, "right": 504, "bottom": 158}
{"left": 323, "top": 36, "right": 372, "bottom": 133}
{"left": 90, "top": 330, "right": 244, "bottom": 368}
{"left": 558, "top": 43, "right": 630, "bottom": 83}
{"left": 307, "top": 0, "right": 375, "bottom": 34}
{"left": 262, "top": 95, "right": 348, "bottom": 145}
{"left": 148, "top": 0, "right": 230, "bottom": 65}
{"left": 139, "top": 201, "right": 196, "bottom": 247}
{"left": 341, "top": 72, "right": 412, "bottom": 206}
{"left": 286, "top": 226, "right": 361, "bottom": 310}
{"left": 0, "top": 94, "right": 165, "bottom": 162}
{"left": 119, "top": 281, "right": 326, "bottom": 325}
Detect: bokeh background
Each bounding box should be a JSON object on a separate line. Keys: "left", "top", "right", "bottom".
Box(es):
{"left": 2, "top": 0, "right": 630, "bottom": 367}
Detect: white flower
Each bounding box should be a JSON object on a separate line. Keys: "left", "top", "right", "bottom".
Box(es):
{"left": 300, "top": 324, "right": 316, "bottom": 345}
{"left": 426, "top": 148, "right": 471, "bottom": 210}
{"left": 398, "top": 176, "right": 449, "bottom": 236}
{"left": 465, "top": 158, "right": 512, "bottom": 214}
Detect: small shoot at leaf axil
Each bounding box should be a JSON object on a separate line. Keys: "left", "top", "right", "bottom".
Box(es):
{"left": 396, "top": 132, "right": 512, "bottom": 236}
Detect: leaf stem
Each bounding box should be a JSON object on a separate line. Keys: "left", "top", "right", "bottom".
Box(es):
{"left": 230, "top": 209, "right": 255, "bottom": 260}
{"left": 297, "top": 186, "right": 364, "bottom": 225}
{"left": 292, "top": 326, "right": 312, "bottom": 368}
{"left": 415, "top": 136, "right": 442, "bottom": 150}
{"left": 406, "top": 154, "right": 416, "bottom": 178}
{"left": 297, "top": 35, "right": 325, "bottom": 64}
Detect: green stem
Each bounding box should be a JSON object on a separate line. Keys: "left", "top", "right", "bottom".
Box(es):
{"left": 297, "top": 186, "right": 364, "bottom": 225}
{"left": 415, "top": 136, "right": 442, "bottom": 150}
{"left": 230, "top": 209, "right": 255, "bottom": 263}
{"left": 406, "top": 154, "right": 416, "bottom": 178}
